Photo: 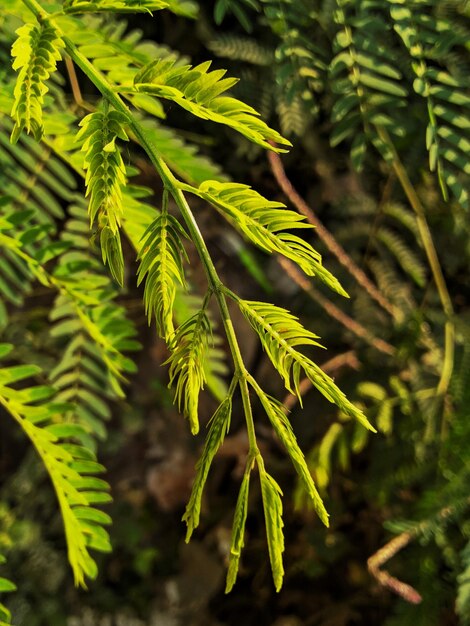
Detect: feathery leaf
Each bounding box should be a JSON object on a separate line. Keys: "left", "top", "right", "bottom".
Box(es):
{"left": 0, "top": 346, "right": 112, "bottom": 589}
{"left": 225, "top": 469, "right": 251, "bottom": 593}
{"left": 137, "top": 200, "right": 189, "bottom": 340}
{"left": 10, "top": 22, "right": 64, "bottom": 143}
{"left": 257, "top": 457, "right": 285, "bottom": 592}
{"left": 133, "top": 57, "right": 291, "bottom": 151}
{"left": 63, "top": 0, "right": 169, "bottom": 14}
{"left": 77, "top": 105, "right": 129, "bottom": 285}
{"left": 252, "top": 382, "right": 329, "bottom": 525}
{"left": 234, "top": 297, "right": 375, "bottom": 431}
{"left": 183, "top": 394, "right": 233, "bottom": 538}
{"left": 194, "top": 180, "right": 348, "bottom": 296}
{"left": 166, "top": 304, "right": 212, "bottom": 434}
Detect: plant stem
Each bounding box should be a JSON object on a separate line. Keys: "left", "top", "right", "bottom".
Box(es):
{"left": 268, "top": 149, "right": 397, "bottom": 319}
{"left": 376, "top": 127, "right": 454, "bottom": 397}
{"left": 20, "top": 0, "right": 260, "bottom": 454}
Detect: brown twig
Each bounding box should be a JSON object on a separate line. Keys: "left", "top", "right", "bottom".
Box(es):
{"left": 268, "top": 149, "right": 397, "bottom": 319}
{"left": 367, "top": 499, "right": 469, "bottom": 605}
{"left": 368, "top": 532, "right": 422, "bottom": 605}
{"left": 283, "top": 350, "right": 360, "bottom": 411}
{"left": 65, "top": 56, "right": 94, "bottom": 112}
{"left": 278, "top": 256, "right": 396, "bottom": 357}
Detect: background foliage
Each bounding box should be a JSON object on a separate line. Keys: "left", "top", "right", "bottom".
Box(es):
{"left": 0, "top": 0, "right": 469, "bottom": 625}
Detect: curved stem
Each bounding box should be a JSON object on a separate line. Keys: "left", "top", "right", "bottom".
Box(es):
{"left": 20, "top": 0, "right": 260, "bottom": 454}
{"left": 376, "top": 127, "right": 454, "bottom": 398}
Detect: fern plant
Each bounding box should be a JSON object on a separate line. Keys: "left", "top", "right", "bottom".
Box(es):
{"left": 1, "top": 0, "right": 469, "bottom": 623}
{"left": 0, "top": 0, "right": 376, "bottom": 614}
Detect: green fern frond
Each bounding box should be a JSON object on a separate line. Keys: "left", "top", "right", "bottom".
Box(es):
{"left": 0, "top": 344, "right": 112, "bottom": 589}
{"left": 63, "top": 0, "right": 169, "bottom": 14}
{"left": 330, "top": 0, "right": 408, "bottom": 168}
{"left": 193, "top": 180, "right": 347, "bottom": 296}
{"left": 133, "top": 57, "right": 291, "bottom": 151}
{"left": 232, "top": 297, "right": 375, "bottom": 431}
{"left": 250, "top": 381, "right": 329, "bottom": 525}
{"left": 0, "top": 117, "right": 76, "bottom": 223}
{"left": 276, "top": 93, "right": 311, "bottom": 137}
{"left": 377, "top": 227, "right": 427, "bottom": 287}
{"left": 0, "top": 555, "right": 15, "bottom": 626}
{"left": 173, "top": 291, "right": 229, "bottom": 402}
{"left": 10, "top": 22, "right": 64, "bottom": 143}
{"left": 257, "top": 456, "right": 285, "bottom": 592}
{"left": 208, "top": 34, "right": 273, "bottom": 65}
{"left": 456, "top": 540, "right": 470, "bottom": 624}
{"left": 137, "top": 198, "right": 189, "bottom": 341}
{"left": 77, "top": 106, "right": 129, "bottom": 285}
{"left": 389, "top": 0, "right": 470, "bottom": 207}
{"left": 182, "top": 394, "right": 233, "bottom": 539}
{"left": 49, "top": 200, "right": 139, "bottom": 435}
{"left": 0, "top": 205, "right": 35, "bottom": 314}
{"left": 225, "top": 468, "right": 251, "bottom": 593}
{"left": 166, "top": 302, "right": 212, "bottom": 435}
{"left": 263, "top": 0, "right": 328, "bottom": 125}
{"left": 0, "top": 205, "right": 137, "bottom": 399}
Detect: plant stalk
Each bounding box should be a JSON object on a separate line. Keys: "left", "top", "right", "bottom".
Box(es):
{"left": 376, "top": 127, "right": 454, "bottom": 397}
{"left": 20, "top": 0, "right": 259, "bottom": 453}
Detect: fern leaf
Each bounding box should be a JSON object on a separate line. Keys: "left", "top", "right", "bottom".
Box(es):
{"left": 0, "top": 555, "right": 15, "bottom": 626}
{"left": 0, "top": 345, "right": 112, "bottom": 588}
{"left": 10, "top": 22, "right": 64, "bottom": 143}
{"left": 137, "top": 201, "right": 189, "bottom": 341}
{"left": 225, "top": 469, "right": 251, "bottom": 593}
{"left": 77, "top": 106, "right": 129, "bottom": 285}
{"left": 166, "top": 305, "right": 212, "bottom": 434}
{"left": 193, "top": 180, "right": 348, "bottom": 296}
{"left": 257, "top": 457, "right": 285, "bottom": 592}
{"left": 234, "top": 297, "right": 375, "bottom": 431}
{"left": 133, "top": 57, "right": 291, "bottom": 151}
{"left": 174, "top": 290, "right": 229, "bottom": 402}
{"left": 389, "top": 0, "right": 470, "bottom": 207}
{"left": 251, "top": 382, "right": 329, "bottom": 525}
{"left": 330, "top": 0, "right": 407, "bottom": 168}
{"left": 63, "top": 0, "right": 169, "bottom": 14}
{"left": 208, "top": 34, "right": 273, "bottom": 66}
{"left": 182, "top": 395, "right": 232, "bottom": 538}
{"left": 457, "top": 540, "right": 470, "bottom": 624}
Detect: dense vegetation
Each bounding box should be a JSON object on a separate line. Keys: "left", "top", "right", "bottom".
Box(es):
{"left": 0, "top": 0, "right": 469, "bottom": 624}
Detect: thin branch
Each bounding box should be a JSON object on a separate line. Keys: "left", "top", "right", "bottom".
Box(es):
{"left": 278, "top": 256, "right": 396, "bottom": 357}
{"left": 268, "top": 149, "right": 397, "bottom": 318}
{"left": 65, "top": 56, "right": 94, "bottom": 112}
{"left": 368, "top": 532, "right": 422, "bottom": 605}
{"left": 376, "top": 127, "right": 455, "bottom": 399}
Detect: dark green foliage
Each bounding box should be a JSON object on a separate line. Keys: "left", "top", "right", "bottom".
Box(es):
{"left": 0, "top": 1, "right": 469, "bottom": 624}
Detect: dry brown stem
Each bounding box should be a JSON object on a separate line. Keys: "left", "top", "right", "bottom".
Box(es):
{"left": 278, "top": 257, "right": 396, "bottom": 357}
{"left": 268, "top": 149, "right": 397, "bottom": 318}
{"left": 368, "top": 532, "right": 422, "bottom": 604}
